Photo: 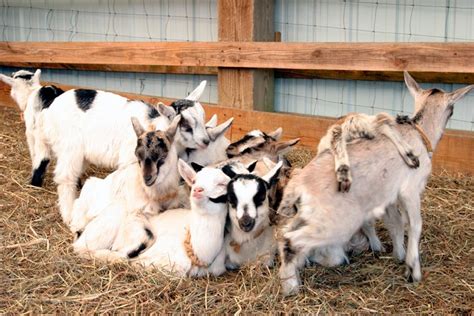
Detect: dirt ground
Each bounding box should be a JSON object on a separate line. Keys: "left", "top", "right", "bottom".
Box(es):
{"left": 1, "top": 105, "right": 473, "bottom": 314}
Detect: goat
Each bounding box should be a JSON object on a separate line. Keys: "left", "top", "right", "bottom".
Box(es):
{"left": 223, "top": 159, "right": 283, "bottom": 269}
{"left": 186, "top": 114, "right": 234, "bottom": 166}
{"left": 276, "top": 71, "right": 474, "bottom": 295}
{"left": 134, "top": 159, "right": 231, "bottom": 277}
{"left": 221, "top": 128, "right": 299, "bottom": 214}
{"left": 70, "top": 116, "right": 183, "bottom": 243}
{"left": 318, "top": 112, "right": 420, "bottom": 193}
{"left": 0, "top": 69, "right": 64, "bottom": 186}
{"left": 36, "top": 80, "right": 208, "bottom": 224}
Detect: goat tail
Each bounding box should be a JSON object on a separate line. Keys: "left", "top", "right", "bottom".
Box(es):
{"left": 276, "top": 188, "right": 301, "bottom": 219}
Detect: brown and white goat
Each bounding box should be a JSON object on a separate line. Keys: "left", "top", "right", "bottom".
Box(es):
{"left": 276, "top": 71, "right": 474, "bottom": 295}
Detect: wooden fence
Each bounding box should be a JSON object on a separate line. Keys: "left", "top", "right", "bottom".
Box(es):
{"left": 0, "top": 0, "right": 473, "bottom": 175}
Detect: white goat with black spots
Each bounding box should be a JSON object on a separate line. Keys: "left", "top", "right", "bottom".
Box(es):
{"left": 35, "top": 80, "right": 208, "bottom": 224}
{"left": 0, "top": 69, "right": 64, "bottom": 186}
{"left": 276, "top": 72, "right": 474, "bottom": 295}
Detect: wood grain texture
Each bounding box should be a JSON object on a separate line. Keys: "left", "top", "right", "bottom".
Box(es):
{"left": 0, "top": 42, "right": 473, "bottom": 72}
{"left": 217, "top": 0, "right": 274, "bottom": 111}
{"left": 2, "top": 42, "right": 474, "bottom": 83}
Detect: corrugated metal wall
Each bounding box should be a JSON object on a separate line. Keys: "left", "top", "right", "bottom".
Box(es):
{"left": 274, "top": 0, "right": 474, "bottom": 131}
{"left": 1, "top": 0, "right": 473, "bottom": 131}
{"left": 0, "top": 0, "right": 219, "bottom": 103}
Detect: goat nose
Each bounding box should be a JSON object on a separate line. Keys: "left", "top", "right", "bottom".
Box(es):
{"left": 144, "top": 175, "right": 152, "bottom": 182}
{"left": 193, "top": 187, "right": 204, "bottom": 193}
{"left": 203, "top": 139, "right": 210, "bottom": 146}
{"left": 239, "top": 215, "right": 255, "bottom": 232}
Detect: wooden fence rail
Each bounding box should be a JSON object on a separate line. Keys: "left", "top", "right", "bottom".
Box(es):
{"left": 1, "top": 42, "right": 474, "bottom": 83}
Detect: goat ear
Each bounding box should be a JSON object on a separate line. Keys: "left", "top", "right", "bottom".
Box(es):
{"left": 178, "top": 159, "right": 196, "bottom": 187}
{"left": 0, "top": 74, "right": 14, "bottom": 86}
{"left": 262, "top": 157, "right": 277, "bottom": 170}
{"left": 262, "top": 160, "right": 283, "bottom": 188}
{"left": 156, "top": 102, "right": 176, "bottom": 121}
{"left": 191, "top": 162, "right": 204, "bottom": 173}
{"left": 245, "top": 160, "right": 258, "bottom": 173}
{"left": 404, "top": 71, "right": 422, "bottom": 98}
{"left": 131, "top": 117, "right": 145, "bottom": 137}
{"left": 32, "top": 69, "right": 41, "bottom": 85}
{"left": 268, "top": 127, "right": 283, "bottom": 140}
{"left": 447, "top": 85, "right": 474, "bottom": 104}
{"left": 207, "top": 117, "right": 233, "bottom": 141}
{"left": 206, "top": 114, "right": 218, "bottom": 128}
{"left": 221, "top": 164, "right": 237, "bottom": 179}
{"left": 271, "top": 138, "right": 300, "bottom": 155}
{"left": 186, "top": 80, "right": 207, "bottom": 101}
{"left": 165, "top": 114, "right": 181, "bottom": 142}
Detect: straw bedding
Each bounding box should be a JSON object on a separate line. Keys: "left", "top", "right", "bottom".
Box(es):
{"left": 1, "top": 105, "right": 472, "bottom": 314}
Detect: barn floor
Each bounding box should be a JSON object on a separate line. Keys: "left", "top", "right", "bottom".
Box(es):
{"left": 1, "top": 104, "right": 473, "bottom": 314}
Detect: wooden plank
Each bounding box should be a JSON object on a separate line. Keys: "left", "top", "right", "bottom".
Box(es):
{"left": 3, "top": 62, "right": 474, "bottom": 84}
{"left": 1, "top": 80, "right": 472, "bottom": 175}
{"left": 0, "top": 62, "right": 215, "bottom": 76}
{"left": 217, "top": 0, "right": 274, "bottom": 111}
{"left": 2, "top": 42, "right": 474, "bottom": 83}
{"left": 1, "top": 42, "right": 474, "bottom": 80}
{"left": 275, "top": 69, "right": 474, "bottom": 84}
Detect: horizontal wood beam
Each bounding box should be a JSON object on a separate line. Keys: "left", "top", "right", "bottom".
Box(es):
{"left": 1, "top": 42, "right": 474, "bottom": 83}
{"left": 0, "top": 81, "right": 472, "bottom": 175}
{"left": 0, "top": 61, "right": 216, "bottom": 76}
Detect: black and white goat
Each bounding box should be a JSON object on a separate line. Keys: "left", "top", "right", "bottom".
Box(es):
{"left": 0, "top": 69, "right": 64, "bottom": 186}
{"left": 223, "top": 159, "right": 284, "bottom": 269}
{"left": 26, "top": 78, "right": 208, "bottom": 224}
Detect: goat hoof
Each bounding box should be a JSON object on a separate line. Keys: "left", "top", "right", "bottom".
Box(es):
{"left": 30, "top": 177, "right": 44, "bottom": 187}
{"left": 405, "top": 266, "right": 421, "bottom": 283}
{"left": 74, "top": 230, "right": 83, "bottom": 241}
{"left": 338, "top": 179, "right": 352, "bottom": 193}
{"left": 281, "top": 279, "right": 301, "bottom": 296}
{"left": 406, "top": 151, "right": 420, "bottom": 168}
{"left": 336, "top": 165, "right": 351, "bottom": 192}
{"left": 405, "top": 266, "right": 413, "bottom": 282}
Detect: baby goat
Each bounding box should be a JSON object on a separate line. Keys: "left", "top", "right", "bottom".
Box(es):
{"left": 186, "top": 114, "right": 234, "bottom": 166}
{"left": 223, "top": 129, "right": 299, "bottom": 218}
{"left": 319, "top": 112, "right": 420, "bottom": 192}
{"left": 70, "top": 116, "right": 183, "bottom": 240}
{"left": 276, "top": 71, "right": 474, "bottom": 295}
{"left": 38, "top": 80, "right": 208, "bottom": 224}
{"left": 223, "top": 159, "right": 283, "bottom": 269}
{"left": 0, "top": 69, "right": 64, "bottom": 186}
{"left": 134, "top": 159, "right": 231, "bottom": 277}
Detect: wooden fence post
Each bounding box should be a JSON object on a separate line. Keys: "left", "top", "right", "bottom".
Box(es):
{"left": 217, "top": 0, "right": 274, "bottom": 111}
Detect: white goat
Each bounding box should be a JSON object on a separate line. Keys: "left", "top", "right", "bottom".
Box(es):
{"left": 223, "top": 159, "right": 283, "bottom": 269}
{"left": 36, "top": 80, "right": 208, "bottom": 224}
{"left": 0, "top": 69, "right": 64, "bottom": 186}
{"left": 133, "top": 159, "right": 231, "bottom": 277}
{"left": 276, "top": 71, "right": 474, "bottom": 295}
{"left": 70, "top": 116, "right": 183, "bottom": 242}
{"left": 186, "top": 114, "right": 234, "bottom": 166}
